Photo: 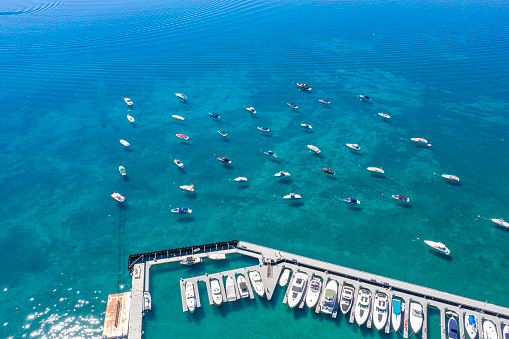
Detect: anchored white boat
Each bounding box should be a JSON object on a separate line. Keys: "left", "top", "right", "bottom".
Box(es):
{"left": 119, "top": 166, "right": 126, "bottom": 176}
{"left": 143, "top": 292, "right": 151, "bottom": 313}
{"left": 287, "top": 272, "right": 308, "bottom": 308}
{"left": 409, "top": 302, "right": 423, "bottom": 333}
{"left": 127, "top": 115, "right": 135, "bottom": 122}
{"left": 234, "top": 177, "right": 247, "bottom": 182}
{"left": 373, "top": 292, "right": 389, "bottom": 331}
{"left": 211, "top": 279, "right": 222, "bottom": 306}
{"left": 218, "top": 130, "right": 227, "bottom": 137}
{"left": 392, "top": 195, "right": 410, "bottom": 203}
{"left": 339, "top": 285, "right": 354, "bottom": 314}
{"left": 301, "top": 123, "right": 312, "bottom": 129}
{"left": 124, "top": 97, "right": 133, "bottom": 106}
{"left": 174, "top": 159, "right": 184, "bottom": 168}
{"left": 307, "top": 145, "right": 321, "bottom": 153}
{"left": 305, "top": 277, "right": 322, "bottom": 308}
{"left": 424, "top": 240, "right": 450, "bottom": 255}
{"left": 283, "top": 193, "right": 301, "bottom": 200}
{"left": 320, "top": 280, "right": 338, "bottom": 315}
{"left": 175, "top": 93, "right": 187, "bottom": 100}
{"left": 172, "top": 115, "right": 185, "bottom": 121}
{"left": 225, "top": 276, "right": 236, "bottom": 302}
{"left": 111, "top": 192, "right": 125, "bottom": 203}
{"left": 359, "top": 94, "right": 372, "bottom": 102}
{"left": 208, "top": 253, "right": 226, "bottom": 260}
{"left": 411, "top": 137, "right": 431, "bottom": 147}
{"left": 180, "top": 184, "right": 194, "bottom": 192}
{"left": 246, "top": 107, "right": 256, "bottom": 114}
{"left": 274, "top": 171, "right": 290, "bottom": 177}
{"left": 483, "top": 319, "right": 497, "bottom": 339}
{"left": 464, "top": 314, "right": 477, "bottom": 339}
{"left": 249, "top": 271, "right": 264, "bottom": 297}
{"left": 491, "top": 218, "right": 509, "bottom": 229}
{"left": 236, "top": 275, "right": 249, "bottom": 298}
{"left": 442, "top": 174, "right": 460, "bottom": 182}
{"left": 297, "top": 83, "right": 311, "bottom": 90}
{"left": 172, "top": 207, "right": 192, "bottom": 214}
{"left": 392, "top": 299, "right": 404, "bottom": 332}
{"left": 120, "top": 139, "right": 130, "bottom": 147}
{"left": 355, "top": 288, "right": 372, "bottom": 326}
{"left": 218, "top": 156, "right": 231, "bottom": 164}
{"left": 378, "top": 112, "right": 390, "bottom": 119}
{"left": 367, "top": 167, "right": 384, "bottom": 174}
{"left": 185, "top": 282, "right": 196, "bottom": 313}
{"left": 279, "top": 269, "right": 291, "bottom": 287}
{"left": 346, "top": 143, "right": 361, "bottom": 151}
{"left": 180, "top": 256, "right": 202, "bottom": 265}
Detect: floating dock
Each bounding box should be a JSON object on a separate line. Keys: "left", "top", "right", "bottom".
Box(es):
{"left": 114, "top": 240, "right": 509, "bottom": 339}
{"left": 102, "top": 292, "right": 131, "bottom": 339}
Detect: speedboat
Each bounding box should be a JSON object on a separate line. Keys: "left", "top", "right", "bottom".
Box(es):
{"left": 378, "top": 112, "right": 390, "bottom": 119}
{"left": 491, "top": 218, "right": 509, "bottom": 229}
{"left": 246, "top": 107, "right": 256, "bottom": 114}
{"left": 111, "top": 192, "right": 125, "bottom": 203}
{"left": 279, "top": 269, "right": 291, "bottom": 286}
{"left": 320, "top": 279, "right": 338, "bottom": 315}
{"left": 180, "top": 184, "right": 194, "bottom": 192}
{"left": 409, "top": 302, "right": 423, "bottom": 333}
{"left": 119, "top": 166, "right": 126, "bottom": 176}
{"left": 209, "top": 112, "right": 220, "bottom": 118}
{"left": 354, "top": 288, "right": 372, "bottom": 326}
{"left": 483, "top": 319, "right": 497, "bottom": 339}
{"left": 319, "top": 99, "right": 330, "bottom": 104}
{"left": 127, "top": 115, "right": 135, "bottom": 123}
{"left": 392, "top": 299, "right": 404, "bottom": 332}
{"left": 211, "top": 279, "right": 222, "bottom": 306}
{"left": 234, "top": 177, "right": 247, "bottom": 182}
{"left": 305, "top": 277, "right": 322, "bottom": 308}
{"left": 301, "top": 123, "right": 312, "bottom": 129}
{"left": 287, "top": 272, "right": 308, "bottom": 308}
{"left": 339, "top": 285, "right": 354, "bottom": 314}
{"left": 174, "top": 159, "right": 184, "bottom": 168}
{"left": 172, "top": 207, "right": 192, "bottom": 214}
{"left": 258, "top": 126, "right": 269, "bottom": 132}
{"left": 249, "top": 271, "right": 264, "bottom": 297}
{"left": 172, "top": 115, "right": 185, "bottom": 120}
{"left": 442, "top": 174, "right": 460, "bottom": 182}
{"left": 180, "top": 256, "right": 201, "bottom": 265}
{"left": 373, "top": 292, "right": 389, "bottom": 331}
{"left": 120, "top": 139, "right": 130, "bottom": 147}
{"left": 218, "top": 156, "right": 231, "bottom": 164}
{"left": 124, "top": 97, "right": 133, "bottom": 106}
{"left": 322, "top": 168, "right": 335, "bottom": 175}
{"left": 143, "top": 292, "right": 152, "bottom": 313}
{"left": 176, "top": 134, "right": 189, "bottom": 140}
{"left": 287, "top": 103, "right": 298, "bottom": 109}
{"left": 411, "top": 137, "right": 431, "bottom": 146}
{"left": 297, "top": 83, "right": 311, "bottom": 90}
{"left": 307, "top": 145, "right": 321, "bottom": 153}
{"left": 274, "top": 171, "right": 290, "bottom": 177}
{"left": 343, "top": 197, "right": 360, "bottom": 204}
{"left": 175, "top": 93, "right": 187, "bottom": 100}
{"left": 237, "top": 275, "right": 250, "bottom": 298}
{"left": 464, "top": 314, "right": 477, "bottom": 339}
{"left": 448, "top": 316, "right": 459, "bottom": 339}
{"left": 225, "top": 276, "right": 236, "bottom": 302}
{"left": 284, "top": 193, "right": 301, "bottom": 200}
{"left": 218, "top": 130, "right": 227, "bottom": 137}
{"left": 424, "top": 240, "right": 450, "bottom": 255}
{"left": 208, "top": 253, "right": 226, "bottom": 260}
{"left": 185, "top": 282, "right": 196, "bottom": 313}
{"left": 346, "top": 143, "right": 361, "bottom": 151}
{"left": 359, "top": 94, "right": 371, "bottom": 102}
{"left": 367, "top": 167, "right": 384, "bottom": 174}
{"left": 392, "top": 195, "right": 409, "bottom": 202}
{"left": 264, "top": 150, "right": 278, "bottom": 157}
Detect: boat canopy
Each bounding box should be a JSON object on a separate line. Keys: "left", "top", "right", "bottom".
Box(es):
{"left": 324, "top": 289, "right": 336, "bottom": 299}
{"left": 468, "top": 315, "right": 475, "bottom": 324}
{"left": 393, "top": 299, "right": 401, "bottom": 315}
{"left": 239, "top": 282, "right": 248, "bottom": 290}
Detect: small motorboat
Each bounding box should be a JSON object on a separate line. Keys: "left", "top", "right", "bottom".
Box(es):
{"left": 258, "top": 126, "right": 269, "bottom": 132}
{"left": 409, "top": 302, "right": 423, "bottom": 333}
{"left": 234, "top": 177, "right": 247, "bottom": 182}
{"left": 339, "top": 285, "right": 354, "bottom": 314}
{"left": 392, "top": 299, "right": 404, "bottom": 332}
{"left": 373, "top": 292, "right": 389, "bottom": 331}
{"left": 264, "top": 150, "right": 278, "bottom": 157}
{"left": 180, "top": 256, "right": 201, "bottom": 265}
{"left": 287, "top": 272, "right": 308, "bottom": 308}
{"left": 503, "top": 324, "right": 509, "bottom": 339}
{"left": 218, "top": 156, "right": 231, "bottom": 164}
{"left": 367, "top": 167, "right": 384, "bottom": 174}
{"left": 483, "top": 319, "right": 497, "bottom": 339}
{"left": 111, "top": 192, "right": 125, "bottom": 203}
{"left": 143, "top": 292, "right": 151, "bottom": 313}
{"left": 171, "top": 207, "right": 192, "bottom": 214}
{"left": 120, "top": 139, "right": 130, "bottom": 147}
{"left": 185, "top": 282, "right": 196, "bottom": 313}
{"left": 209, "top": 112, "right": 220, "bottom": 118}
{"left": 248, "top": 271, "right": 264, "bottom": 297}
{"left": 411, "top": 137, "right": 431, "bottom": 147}
{"left": 211, "top": 279, "right": 222, "bottom": 306}
{"left": 284, "top": 193, "right": 301, "bottom": 200}
{"left": 218, "top": 130, "right": 227, "bottom": 137}
{"left": 322, "top": 168, "right": 335, "bottom": 175}
{"left": 237, "top": 275, "right": 250, "bottom": 298}
{"left": 176, "top": 134, "right": 189, "bottom": 140}
{"left": 424, "top": 240, "right": 450, "bottom": 255}
{"left": 287, "top": 103, "right": 298, "bottom": 109}
{"left": 355, "top": 288, "right": 372, "bottom": 326}
{"left": 274, "top": 171, "right": 290, "bottom": 177}
{"left": 180, "top": 184, "right": 194, "bottom": 192}
{"left": 343, "top": 197, "right": 360, "bottom": 204}
{"left": 319, "top": 99, "right": 330, "bottom": 104}
{"left": 127, "top": 115, "right": 135, "bottom": 122}
{"left": 359, "top": 94, "right": 371, "bottom": 102}
{"left": 301, "top": 123, "right": 312, "bottom": 129}
{"left": 491, "top": 218, "right": 509, "bottom": 229}
{"left": 297, "top": 83, "right": 311, "bottom": 90}
{"left": 305, "top": 277, "right": 322, "bottom": 309}
{"left": 464, "top": 314, "right": 477, "bottom": 339}
{"left": 320, "top": 279, "right": 338, "bottom": 315}
{"left": 246, "top": 107, "right": 256, "bottom": 114}
{"left": 225, "top": 276, "right": 236, "bottom": 302}
{"left": 174, "top": 159, "right": 184, "bottom": 168}
{"left": 392, "top": 195, "right": 410, "bottom": 203}
{"left": 448, "top": 316, "right": 459, "bottom": 339}
{"left": 172, "top": 115, "right": 185, "bottom": 121}
{"left": 279, "top": 269, "right": 291, "bottom": 287}
{"left": 208, "top": 253, "right": 226, "bottom": 260}
{"left": 346, "top": 143, "right": 361, "bottom": 151}
{"left": 307, "top": 145, "right": 321, "bottom": 153}
{"left": 378, "top": 112, "right": 390, "bottom": 119}
{"left": 175, "top": 93, "right": 187, "bottom": 100}
{"left": 124, "top": 97, "right": 133, "bottom": 106}
{"left": 442, "top": 174, "right": 460, "bottom": 182}
{"left": 119, "top": 166, "right": 126, "bottom": 176}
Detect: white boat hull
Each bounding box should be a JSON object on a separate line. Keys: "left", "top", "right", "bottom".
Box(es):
{"left": 236, "top": 275, "right": 249, "bottom": 298}
{"left": 211, "top": 280, "right": 222, "bottom": 306}
{"left": 225, "top": 276, "right": 236, "bottom": 302}
{"left": 249, "top": 271, "right": 264, "bottom": 298}
{"left": 409, "top": 302, "right": 423, "bottom": 333}
{"left": 287, "top": 272, "right": 308, "bottom": 308}
{"left": 305, "top": 278, "right": 322, "bottom": 309}
{"left": 464, "top": 314, "right": 478, "bottom": 339}
{"left": 354, "top": 289, "right": 371, "bottom": 326}
{"left": 185, "top": 282, "right": 196, "bottom": 313}
{"left": 320, "top": 280, "right": 338, "bottom": 315}
{"left": 483, "top": 320, "right": 497, "bottom": 339}
{"left": 279, "top": 269, "right": 291, "bottom": 287}
{"left": 373, "top": 293, "right": 389, "bottom": 331}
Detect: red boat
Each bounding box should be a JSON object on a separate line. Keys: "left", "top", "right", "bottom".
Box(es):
{"left": 176, "top": 134, "right": 189, "bottom": 140}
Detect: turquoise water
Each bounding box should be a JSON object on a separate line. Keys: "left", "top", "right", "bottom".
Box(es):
{"left": 1, "top": 0, "right": 509, "bottom": 337}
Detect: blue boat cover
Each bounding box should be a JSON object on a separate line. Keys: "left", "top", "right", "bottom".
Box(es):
{"left": 468, "top": 315, "right": 475, "bottom": 324}
{"left": 448, "top": 318, "right": 458, "bottom": 339}
{"left": 393, "top": 299, "right": 401, "bottom": 315}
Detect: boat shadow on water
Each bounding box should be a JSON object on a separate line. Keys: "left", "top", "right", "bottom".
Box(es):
{"left": 176, "top": 217, "right": 195, "bottom": 223}
{"left": 349, "top": 151, "right": 363, "bottom": 156}
{"left": 395, "top": 202, "right": 412, "bottom": 208}
{"left": 122, "top": 176, "right": 130, "bottom": 182}
{"left": 429, "top": 250, "right": 453, "bottom": 261}
{"left": 288, "top": 202, "right": 304, "bottom": 208}
{"left": 325, "top": 175, "right": 338, "bottom": 181}
{"left": 311, "top": 153, "right": 324, "bottom": 159}
{"left": 370, "top": 174, "right": 387, "bottom": 179}
{"left": 347, "top": 205, "right": 362, "bottom": 212}
{"left": 184, "top": 192, "right": 197, "bottom": 199}
{"left": 277, "top": 179, "right": 293, "bottom": 185}
{"left": 219, "top": 164, "right": 234, "bottom": 170}
{"left": 237, "top": 184, "right": 249, "bottom": 189}
{"left": 445, "top": 181, "right": 462, "bottom": 187}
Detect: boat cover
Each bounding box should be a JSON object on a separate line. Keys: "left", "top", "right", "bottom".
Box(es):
{"left": 393, "top": 299, "right": 401, "bottom": 315}
{"left": 448, "top": 318, "right": 458, "bottom": 339}
{"left": 468, "top": 315, "right": 475, "bottom": 324}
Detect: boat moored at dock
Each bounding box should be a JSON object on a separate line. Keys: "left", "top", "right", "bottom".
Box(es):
{"left": 409, "top": 302, "right": 423, "bottom": 333}
{"left": 279, "top": 269, "right": 291, "bottom": 287}
{"left": 320, "top": 279, "right": 338, "bottom": 315}
{"left": 180, "top": 256, "right": 201, "bottom": 265}
{"left": 249, "top": 271, "right": 264, "bottom": 297}
{"left": 143, "top": 292, "right": 151, "bottom": 314}
{"left": 392, "top": 299, "right": 403, "bottom": 332}
{"left": 287, "top": 272, "right": 308, "bottom": 308}
{"left": 225, "top": 276, "right": 236, "bottom": 302}
{"left": 211, "top": 279, "right": 222, "bottom": 306}
{"left": 464, "top": 314, "right": 477, "bottom": 339}
{"left": 373, "top": 292, "right": 389, "bottom": 331}
{"left": 339, "top": 285, "right": 354, "bottom": 314}
{"left": 208, "top": 253, "right": 226, "bottom": 260}
{"left": 355, "top": 288, "right": 372, "bottom": 326}
{"left": 305, "top": 277, "right": 322, "bottom": 308}
{"left": 185, "top": 282, "right": 196, "bottom": 313}
{"left": 236, "top": 275, "right": 249, "bottom": 298}
{"left": 448, "top": 316, "right": 459, "bottom": 339}
{"left": 483, "top": 319, "right": 497, "bottom": 339}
